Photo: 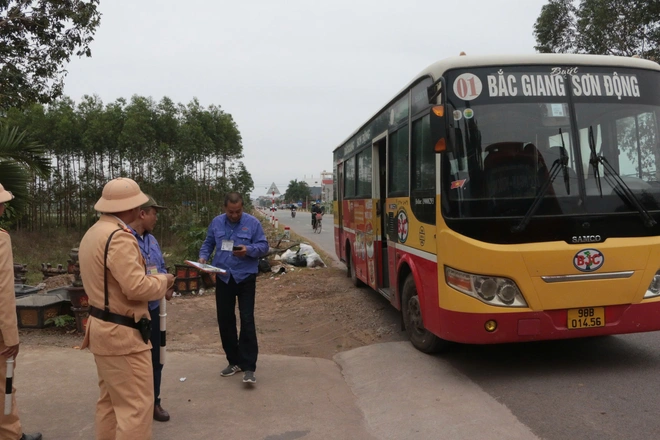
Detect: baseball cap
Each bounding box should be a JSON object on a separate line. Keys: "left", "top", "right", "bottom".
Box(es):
{"left": 141, "top": 194, "right": 167, "bottom": 210}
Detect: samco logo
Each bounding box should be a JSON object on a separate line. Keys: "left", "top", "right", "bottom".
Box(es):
{"left": 571, "top": 235, "right": 602, "bottom": 243}
{"left": 573, "top": 249, "right": 604, "bottom": 272}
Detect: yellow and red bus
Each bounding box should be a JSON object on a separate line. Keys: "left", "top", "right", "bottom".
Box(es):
{"left": 333, "top": 53, "right": 660, "bottom": 353}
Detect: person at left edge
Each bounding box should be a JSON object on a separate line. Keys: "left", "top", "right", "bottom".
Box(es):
{"left": 0, "top": 184, "right": 42, "bottom": 440}
{"left": 79, "top": 178, "right": 175, "bottom": 440}
{"left": 127, "top": 194, "right": 171, "bottom": 423}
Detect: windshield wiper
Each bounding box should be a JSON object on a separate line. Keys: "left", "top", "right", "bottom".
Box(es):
{"left": 511, "top": 152, "right": 568, "bottom": 233}
{"left": 588, "top": 126, "right": 603, "bottom": 197}
{"left": 588, "top": 126, "right": 656, "bottom": 228}
{"left": 559, "top": 128, "right": 570, "bottom": 195}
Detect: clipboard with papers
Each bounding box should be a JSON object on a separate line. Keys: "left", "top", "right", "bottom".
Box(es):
{"left": 184, "top": 260, "right": 227, "bottom": 274}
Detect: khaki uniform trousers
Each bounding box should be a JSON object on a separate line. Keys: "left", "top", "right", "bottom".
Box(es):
{"left": 94, "top": 350, "right": 154, "bottom": 440}
{"left": 0, "top": 336, "right": 21, "bottom": 440}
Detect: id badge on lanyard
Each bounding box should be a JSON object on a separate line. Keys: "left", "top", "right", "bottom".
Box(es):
{"left": 146, "top": 264, "right": 159, "bottom": 275}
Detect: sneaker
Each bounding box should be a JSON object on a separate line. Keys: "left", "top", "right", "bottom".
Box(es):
{"left": 220, "top": 364, "right": 241, "bottom": 377}
{"left": 243, "top": 371, "right": 256, "bottom": 384}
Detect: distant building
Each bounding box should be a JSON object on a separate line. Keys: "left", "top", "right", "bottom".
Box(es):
{"left": 302, "top": 170, "right": 333, "bottom": 203}
{"left": 321, "top": 170, "right": 333, "bottom": 203}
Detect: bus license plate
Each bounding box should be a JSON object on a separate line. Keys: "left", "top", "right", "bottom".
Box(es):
{"left": 567, "top": 307, "right": 605, "bottom": 329}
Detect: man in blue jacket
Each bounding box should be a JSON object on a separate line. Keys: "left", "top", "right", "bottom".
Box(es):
{"left": 199, "top": 192, "right": 269, "bottom": 384}
{"left": 128, "top": 195, "right": 172, "bottom": 422}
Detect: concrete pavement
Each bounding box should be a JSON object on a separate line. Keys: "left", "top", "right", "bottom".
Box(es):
{"left": 335, "top": 343, "right": 539, "bottom": 440}
{"left": 12, "top": 342, "right": 539, "bottom": 440}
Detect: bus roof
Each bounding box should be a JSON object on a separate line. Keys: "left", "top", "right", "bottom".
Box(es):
{"left": 333, "top": 53, "right": 660, "bottom": 153}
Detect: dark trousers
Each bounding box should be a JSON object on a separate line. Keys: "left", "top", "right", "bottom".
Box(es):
{"left": 150, "top": 306, "right": 164, "bottom": 405}
{"left": 215, "top": 274, "right": 258, "bottom": 372}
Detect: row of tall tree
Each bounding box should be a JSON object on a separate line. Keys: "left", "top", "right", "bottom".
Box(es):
{"left": 3, "top": 95, "right": 254, "bottom": 243}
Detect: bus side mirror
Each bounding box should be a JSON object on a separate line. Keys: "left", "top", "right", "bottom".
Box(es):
{"left": 427, "top": 77, "right": 447, "bottom": 153}
{"left": 430, "top": 106, "right": 447, "bottom": 153}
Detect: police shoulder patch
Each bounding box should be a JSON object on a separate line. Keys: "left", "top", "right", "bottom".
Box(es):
{"left": 116, "top": 223, "right": 132, "bottom": 233}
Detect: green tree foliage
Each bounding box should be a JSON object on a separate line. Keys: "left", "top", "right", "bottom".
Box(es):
{"left": 0, "top": 121, "right": 51, "bottom": 222}
{"left": 284, "top": 179, "right": 311, "bottom": 205}
{"left": 534, "top": 0, "right": 660, "bottom": 59}
{"left": 0, "top": 1, "right": 102, "bottom": 110}
{"left": 533, "top": 0, "right": 576, "bottom": 54}
{"left": 3, "top": 95, "right": 254, "bottom": 247}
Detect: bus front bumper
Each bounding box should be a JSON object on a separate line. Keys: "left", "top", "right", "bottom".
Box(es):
{"left": 437, "top": 301, "right": 660, "bottom": 344}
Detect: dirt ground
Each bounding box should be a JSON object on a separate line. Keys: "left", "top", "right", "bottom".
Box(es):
{"left": 18, "top": 264, "right": 407, "bottom": 360}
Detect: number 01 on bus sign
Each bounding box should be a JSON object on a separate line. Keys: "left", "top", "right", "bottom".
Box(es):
{"left": 567, "top": 307, "right": 605, "bottom": 329}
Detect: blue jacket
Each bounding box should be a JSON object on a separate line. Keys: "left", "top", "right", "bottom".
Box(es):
{"left": 199, "top": 212, "right": 269, "bottom": 284}
{"left": 128, "top": 226, "right": 167, "bottom": 310}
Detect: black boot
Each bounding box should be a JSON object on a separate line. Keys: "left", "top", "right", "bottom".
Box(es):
{"left": 20, "top": 433, "right": 42, "bottom": 440}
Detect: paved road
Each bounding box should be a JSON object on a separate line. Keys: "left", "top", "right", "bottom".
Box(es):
{"left": 273, "top": 209, "right": 339, "bottom": 266}
{"left": 271, "top": 207, "right": 660, "bottom": 440}
{"left": 443, "top": 334, "right": 660, "bottom": 440}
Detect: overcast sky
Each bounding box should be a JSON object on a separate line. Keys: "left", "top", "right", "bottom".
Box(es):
{"left": 62, "top": 0, "right": 549, "bottom": 197}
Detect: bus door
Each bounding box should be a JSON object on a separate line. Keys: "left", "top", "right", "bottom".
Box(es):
{"left": 336, "top": 162, "right": 344, "bottom": 259}
{"left": 373, "top": 134, "right": 391, "bottom": 298}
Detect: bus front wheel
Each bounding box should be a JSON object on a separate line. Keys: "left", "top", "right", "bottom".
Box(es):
{"left": 402, "top": 274, "right": 448, "bottom": 354}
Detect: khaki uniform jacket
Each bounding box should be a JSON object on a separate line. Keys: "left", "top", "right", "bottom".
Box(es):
{"left": 0, "top": 229, "right": 19, "bottom": 347}
{"left": 79, "top": 215, "right": 168, "bottom": 355}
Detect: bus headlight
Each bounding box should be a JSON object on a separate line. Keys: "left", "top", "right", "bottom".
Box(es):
{"left": 643, "top": 270, "right": 660, "bottom": 298}
{"left": 498, "top": 282, "right": 518, "bottom": 305}
{"left": 445, "top": 266, "right": 527, "bottom": 307}
{"left": 474, "top": 277, "right": 497, "bottom": 301}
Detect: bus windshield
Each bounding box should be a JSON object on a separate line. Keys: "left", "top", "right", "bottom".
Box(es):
{"left": 441, "top": 67, "right": 660, "bottom": 220}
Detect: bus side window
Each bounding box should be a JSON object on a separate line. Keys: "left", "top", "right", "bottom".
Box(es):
{"left": 615, "top": 112, "right": 659, "bottom": 181}
{"left": 388, "top": 126, "right": 409, "bottom": 197}
{"left": 344, "top": 157, "right": 356, "bottom": 198}
{"left": 411, "top": 114, "right": 436, "bottom": 224}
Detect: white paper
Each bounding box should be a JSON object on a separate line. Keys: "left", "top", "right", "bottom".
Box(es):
{"left": 184, "top": 260, "right": 227, "bottom": 274}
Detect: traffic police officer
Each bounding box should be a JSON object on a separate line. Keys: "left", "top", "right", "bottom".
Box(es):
{"left": 0, "top": 184, "right": 41, "bottom": 440}
{"left": 79, "top": 178, "right": 174, "bottom": 440}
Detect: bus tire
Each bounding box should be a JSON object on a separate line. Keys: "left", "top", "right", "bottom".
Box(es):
{"left": 402, "top": 274, "right": 448, "bottom": 354}
{"left": 347, "top": 247, "right": 364, "bottom": 287}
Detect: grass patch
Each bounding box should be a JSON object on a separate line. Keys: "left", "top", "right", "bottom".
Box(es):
{"left": 10, "top": 228, "right": 190, "bottom": 285}
{"left": 11, "top": 229, "right": 84, "bottom": 285}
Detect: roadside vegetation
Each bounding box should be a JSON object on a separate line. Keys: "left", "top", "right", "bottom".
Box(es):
{"left": 12, "top": 209, "right": 282, "bottom": 287}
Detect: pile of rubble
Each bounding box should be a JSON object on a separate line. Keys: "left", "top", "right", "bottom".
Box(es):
{"left": 258, "top": 217, "right": 326, "bottom": 276}
{"left": 260, "top": 242, "right": 326, "bottom": 274}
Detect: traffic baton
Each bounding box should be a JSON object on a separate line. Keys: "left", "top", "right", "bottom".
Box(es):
{"left": 159, "top": 297, "right": 167, "bottom": 365}
{"left": 4, "top": 356, "right": 13, "bottom": 415}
